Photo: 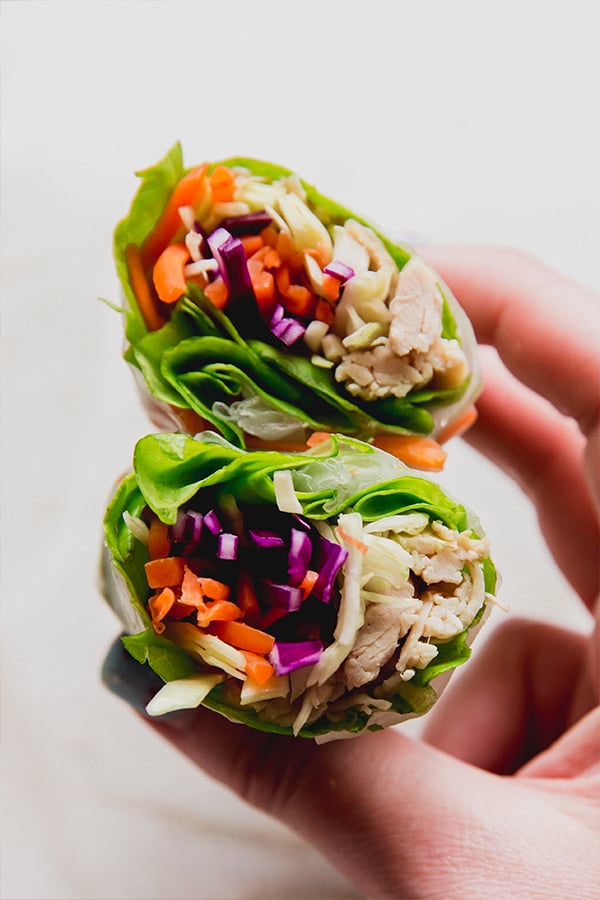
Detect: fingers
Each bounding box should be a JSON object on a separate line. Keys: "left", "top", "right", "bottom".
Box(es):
{"left": 469, "top": 348, "right": 599, "bottom": 606}
{"left": 423, "top": 618, "right": 593, "bottom": 773}
{"left": 421, "top": 244, "right": 600, "bottom": 438}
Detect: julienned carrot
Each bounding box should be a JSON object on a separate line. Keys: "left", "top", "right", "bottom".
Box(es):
{"left": 196, "top": 599, "right": 241, "bottom": 628}
{"left": 148, "top": 517, "right": 171, "bottom": 560}
{"left": 241, "top": 234, "right": 264, "bottom": 257}
{"left": 174, "top": 407, "right": 210, "bottom": 434}
{"left": 181, "top": 566, "right": 204, "bottom": 607}
{"left": 320, "top": 273, "right": 341, "bottom": 303}
{"left": 198, "top": 578, "right": 231, "bottom": 602}
{"left": 315, "top": 298, "right": 335, "bottom": 324}
{"left": 208, "top": 165, "right": 235, "bottom": 203}
{"left": 125, "top": 244, "right": 165, "bottom": 332}
{"left": 299, "top": 569, "right": 319, "bottom": 599}
{"left": 436, "top": 406, "right": 478, "bottom": 444}
{"left": 209, "top": 620, "right": 275, "bottom": 655}
{"left": 204, "top": 276, "right": 229, "bottom": 309}
{"left": 372, "top": 435, "right": 447, "bottom": 472}
{"left": 306, "top": 432, "right": 331, "bottom": 447}
{"left": 283, "top": 284, "right": 315, "bottom": 318}
{"left": 145, "top": 556, "right": 186, "bottom": 589}
{"left": 168, "top": 599, "right": 199, "bottom": 621}
{"left": 149, "top": 587, "right": 175, "bottom": 632}
{"left": 141, "top": 163, "right": 209, "bottom": 266}
{"left": 240, "top": 651, "right": 275, "bottom": 686}
{"left": 260, "top": 606, "right": 288, "bottom": 629}
{"left": 152, "top": 243, "right": 190, "bottom": 304}
{"left": 336, "top": 525, "right": 367, "bottom": 555}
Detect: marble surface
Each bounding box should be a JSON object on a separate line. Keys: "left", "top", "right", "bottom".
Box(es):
{"left": 1, "top": 2, "right": 598, "bottom": 898}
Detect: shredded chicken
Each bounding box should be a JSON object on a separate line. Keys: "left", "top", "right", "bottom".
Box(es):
{"left": 343, "top": 603, "right": 406, "bottom": 689}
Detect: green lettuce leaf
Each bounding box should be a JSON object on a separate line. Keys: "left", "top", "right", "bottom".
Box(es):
{"left": 103, "top": 433, "right": 496, "bottom": 737}
{"left": 114, "top": 147, "right": 469, "bottom": 445}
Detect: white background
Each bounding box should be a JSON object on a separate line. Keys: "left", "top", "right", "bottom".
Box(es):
{"left": 1, "top": 1, "right": 598, "bottom": 898}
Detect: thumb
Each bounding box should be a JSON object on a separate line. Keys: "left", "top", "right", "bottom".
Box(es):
{"left": 101, "top": 638, "right": 498, "bottom": 894}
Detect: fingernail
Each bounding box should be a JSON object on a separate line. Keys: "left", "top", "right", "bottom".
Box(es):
{"left": 101, "top": 636, "right": 165, "bottom": 715}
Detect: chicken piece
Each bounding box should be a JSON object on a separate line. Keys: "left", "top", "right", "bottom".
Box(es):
{"left": 388, "top": 257, "right": 443, "bottom": 356}
{"left": 343, "top": 603, "right": 405, "bottom": 689}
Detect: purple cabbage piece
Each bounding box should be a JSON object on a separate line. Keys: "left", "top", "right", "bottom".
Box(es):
{"left": 272, "top": 317, "right": 306, "bottom": 346}
{"left": 187, "top": 511, "right": 203, "bottom": 543}
{"left": 219, "top": 210, "right": 272, "bottom": 236}
{"left": 262, "top": 581, "right": 304, "bottom": 612}
{"left": 206, "top": 227, "right": 253, "bottom": 301}
{"left": 287, "top": 528, "right": 313, "bottom": 586}
{"left": 324, "top": 259, "right": 355, "bottom": 282}
{"left": 268, "top": 639, "right": 323, "bottom": 676}
{"left": 312, "top": 537, "right": 348, "bottom": 605}
{"left": 171, "top": 509, "right": 188, "bottom": 542}
{"left": 248, "top": 529, "right": 285, "bottom": 549}
{"left": 217, "top": 532, "right": 238, "bottom": 561}
{"left": 204, "top": 509, "right": 223, "bottom": 535}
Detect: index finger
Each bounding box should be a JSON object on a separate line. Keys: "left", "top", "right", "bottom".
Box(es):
{"left": 421, "top": 245, "right": 600, "bottom": 438}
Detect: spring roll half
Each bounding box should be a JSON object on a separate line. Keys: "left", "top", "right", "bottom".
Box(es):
{"left": 114, "top": 143, "right": 480, "bottom": 469}
{"left": 101, "top": 433, "right": 497, "bottom": 739}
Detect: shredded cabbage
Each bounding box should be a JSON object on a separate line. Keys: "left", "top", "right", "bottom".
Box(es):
{"left": 146, "top": 673, "right": 223, "bottom": 717}
{"left": 212, "top": 395, "right": 307, "bottom": 441}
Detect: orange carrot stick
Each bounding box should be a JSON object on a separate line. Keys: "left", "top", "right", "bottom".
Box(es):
{"left": 148, "top": 587, "right": 176, "bottom": 628}
{"left": 152, "top": 243, "right": 190, "bottom": 304}
{"left": 372, "top": 435, "right": 448, "bottom": 471}
{"left": 306, "top": 432, "right": 331, "bottom": 447}
{"left": 204, "top": 276, "right": 229, "bottom": 309}
{"left": 209, "top": 620, "right": 275, "bottom": 655}
{"left": 198, "top": 578, "right": 231, "bottom": 602}
{"left": 208, "top": 165, "right": 235, "bottom": 203}
{"left": 196, "top": 599, "right": 241, "bottom": 628}
{"left": 145, "top": 556, "right": 187, "bottom": 589}
{"left": 240, "top": 651, "right": 275, "bottom": 686}
{"left": 125, "top": 243, "right": 165, "bottom": 332}
{"left": 141, "top": 163, "right": 209, "bottom": 266}
{"left": 148, "top": 517, "right": 171, "bottom": 560}
{"left": 436, "top": 406, "right": 478, "bottom": 444}
{"left": 298, "top": 569, "right": 319, "bottom": 599}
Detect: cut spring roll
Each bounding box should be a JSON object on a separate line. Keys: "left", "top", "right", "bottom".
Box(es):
{"left": 102, "top": 433, "right": 497, "bottom": 739}
{"left": 113, "top": 144, "right": 480, "bottom": 470}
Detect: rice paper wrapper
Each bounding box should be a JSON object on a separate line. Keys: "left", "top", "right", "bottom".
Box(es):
{"left": 101, "top": 432, "right": 498, "bottom": 739}
{"left": 114, "top": 144, "right": 481, "bottom": 453}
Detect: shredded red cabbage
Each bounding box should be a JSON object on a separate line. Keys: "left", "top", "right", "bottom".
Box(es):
{"left": 220, "top": 210, "right": 272, "bottom": 236}
{"left": 312, "top": 537, "right": 348, "bottom": 604}
{"left": 324, "top": 260, "right": 355, "bottom": 282}
{"left": 269, "top": 639, "right": 323, "bottom": 675}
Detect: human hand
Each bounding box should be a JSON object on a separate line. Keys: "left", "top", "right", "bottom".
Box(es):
{"left": 103, "top": 247, "right": 600, "bottom": 898}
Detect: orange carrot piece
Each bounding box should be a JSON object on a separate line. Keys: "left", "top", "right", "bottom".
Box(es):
{"left": 148, "top": 517, "right": 171, "bottom": 560}
{"left": 141, "top": 163, "right": 209, "bottom": 266}
{"left": 204, "top": 276, "right": 229, "bottom": 309}
{"left": 315, "top": 298, "right": 335, "bottom": 324}
{"left": 436, "top": 406, "right": 478, "bottom": 444}
{"left": 372, "top": 435, "right": 448, "bottom": 472}
{"left": 174, "top": 407, "right": 210, "bottom": 434}
{"left": 236, "top": 570, "right": 262, "bottom": 625}
{"left": 152, "top": 243, "right": 190, "bottom": 304}
{"left": 249, "top": 267, "right": 275, "bottom": 317}
{"left": 149, "top": 587, "right": 176, "bottom": 628}
{"left": 275, "top": 265, "right": 292, "bottom": 298}
{"left": 298, "top": 569, "right": 319, "bottom": 599}
{"left": 262, "top": 247, "right": 281, "bottom": 270}
{"left": 335, "top": 525, "right": 367, "bottom": 555}
{"left": 276, "top": 230, "right": 302, "bottom": 267}
{"left": 145, "top": 556, "right": 187, "bottom": 589}
{"left": 241, "top": 234, "right": 264, "bottom": 257}
{"left": 209, "top": 620, "right": 275, "bottom": 655}
{"left": 260, "top": 226, "right": 278, "bottom": 248}
{"left": 197, "top": 599, "right": 241, "bottom": 628}
{"left": 125, "top": 243, "right": 165, "bottom": 332}
{"left": 181, "top": 565, "right": 205, "bottom": 607}
{"left": 321, "top": 273, "right": 341, "bottom": 303}
{"left": 283, "top": 284, "right": 316, "bottom": 318}
{"left": 168, "top": 599, "right": 199, "bottom": 621}
{"left": 209, "top": 165, "right": 235, "bottom": 203}
{"left": 240, "top": 651, "right": 275, "bottom": 686}
{"left": 198, "top": 578, "right": 231, "bottom": 602}
{"left": 306, "top": 432, "right": 331, "bottom": 447}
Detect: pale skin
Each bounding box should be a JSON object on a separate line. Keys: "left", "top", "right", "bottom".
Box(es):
{"left": 138, "top": 248, "right": 600, "bottom": 898}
